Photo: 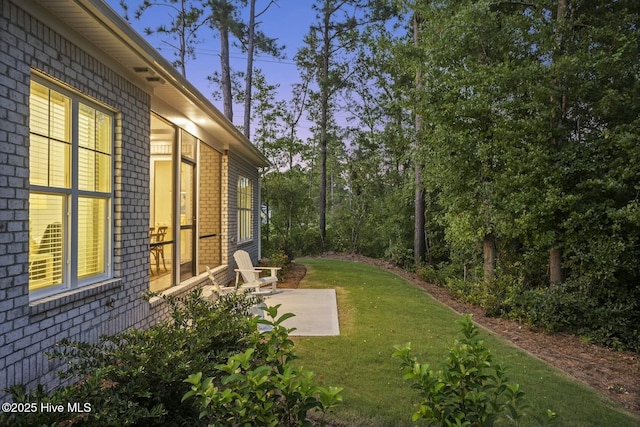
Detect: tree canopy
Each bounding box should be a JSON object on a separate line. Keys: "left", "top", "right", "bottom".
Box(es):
{"left": 261, "top": 0, "right": 640, "bottom": 350}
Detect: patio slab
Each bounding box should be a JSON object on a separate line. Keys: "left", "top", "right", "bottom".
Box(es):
{"left": 258, "top": 289, "right": 340, "bottom": 336}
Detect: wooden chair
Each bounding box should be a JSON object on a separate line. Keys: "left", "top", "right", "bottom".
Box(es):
{"left": 233, "top": 250, "right": 280, "bottom": 292}
{"left": 203, "top": 266, "right": 261, "bottom": 301}
{"left": 150, "top": 226, "right": 168, "bottom": 274}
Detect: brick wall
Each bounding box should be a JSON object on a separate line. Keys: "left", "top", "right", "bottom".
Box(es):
{"left": 0, "top": 0, "right": 154, "bottom": 398}
{"left": 227, "top": 151, "right": 261, "bottom": 275}
{"left": 0, "top": 0, "right": 261, "bottom": 399}
{"left": 199, "top": 143, "right": 222, "bottom": 269}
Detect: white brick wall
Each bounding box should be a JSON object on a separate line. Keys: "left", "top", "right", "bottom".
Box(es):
{"left": 0, "top": 0, "right": 154, "bottom": 398}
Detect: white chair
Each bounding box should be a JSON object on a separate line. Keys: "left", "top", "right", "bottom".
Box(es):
{"left": 233, "top": 250, "right": 280, "bottom": 292}
{"left": 203, "top": 266, "right": 261, "bottom": 301}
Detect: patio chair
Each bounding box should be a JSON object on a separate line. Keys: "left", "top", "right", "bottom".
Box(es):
{"left": 203, "top": 266, "right": 261, "bottom": 301}
{"left": 233, "top": 250, "right": 280, "bottom": 292}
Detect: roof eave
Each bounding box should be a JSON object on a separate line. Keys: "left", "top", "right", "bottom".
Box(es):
{"left": 32, "top": 0, "right": 270, "bottom": 168}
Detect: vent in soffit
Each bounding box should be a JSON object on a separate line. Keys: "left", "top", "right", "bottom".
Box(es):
{"left": 133, "top": 67, "right": 165, "bottom": 85}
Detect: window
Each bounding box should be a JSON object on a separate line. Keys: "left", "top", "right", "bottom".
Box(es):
{"left": 28, "top": 77, "right": 113, "bottom": 298}
{"left": 237, "top": 176, "right": 253, "bottom": 242}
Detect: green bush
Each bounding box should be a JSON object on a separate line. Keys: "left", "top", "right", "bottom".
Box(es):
{"left": 427, "top": 260, "right": 640, "bottom": 351}
{"left": 385, "top": 244, "right": 414, "bottom": 268}
{"left": 1, "top": 289, "right": 259, "bottom": 426}
{"left": 282, "top": 227, "right": 324, "bottom": 257}
{"left": 511, "top": 280, "right": 640, "bottom": 351}
{"left": 183, "top": 305, "right": 343, "bottom": 426}
{"left": 416, "top": 262, "right": 483, "bottom": 288}
{"left": 416, "top": 263, "right": 445, "bottom": 286}
{"left": 263, "top": 248, "right": 291, "bottom": 281}
{"left": 393, "top": 315, "right": 556, "bottom": 426}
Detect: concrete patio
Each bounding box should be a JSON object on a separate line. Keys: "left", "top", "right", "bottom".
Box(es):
{"left": 258, "top": 289, "right": 340, "bottom": 336}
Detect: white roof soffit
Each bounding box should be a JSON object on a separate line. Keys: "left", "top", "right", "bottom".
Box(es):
{"left": 31, "top": 0, "right": 270, "bottom": 168}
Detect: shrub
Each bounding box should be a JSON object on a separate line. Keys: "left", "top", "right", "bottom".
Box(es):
{"left": 1, "top": 289, "right": 259, "bottom": 426}
{"left": 290, "top": 227, "right": 324, "bottom": 256}
{"left": 416, "top": 263, "right": 444, "bottom": 286}
{"left": 183, "top": 305, "right": 343, "bottom": 426}
{"left": 511, "top": 279, "right": 640, "bottom": 352}
{"left": 263, "top": 248, "right": 291, "bottom": 280}
{"left": 443, "top": 277, "right": 486, "bottom": 307}
{"left": 393, "top": 315, "right": 557, "bottom": 426}
{"left": 427, "top": 261, "right": 640, "bottom": 351}
{"left": 417, "top": 262, "right": 482, "bottom": 288}
{"left": 385, "top": 244, "right": 414, "bottom": 268}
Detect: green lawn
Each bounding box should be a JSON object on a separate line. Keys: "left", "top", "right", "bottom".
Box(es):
{"left": 290, "top": 259, "right": 639, "bottom": 427}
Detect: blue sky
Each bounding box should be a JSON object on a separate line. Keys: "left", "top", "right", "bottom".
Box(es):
{"left": 103, "top": 0, "right": 315, "bottom": 132}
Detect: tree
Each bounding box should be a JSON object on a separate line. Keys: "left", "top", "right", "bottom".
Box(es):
{"left": 262, "top": 167, "right": 318, "bottom": 255}
{"left": 250, "top": 69, "right": 285, "bottom": 155}
{"left": 204, "top": 0, "right": 283, "bottom": 128}
{"left": 402, "top": 0, "right": 551, "bottom": 284}
{"left": 547, "top": 0, "right": 568, "bottom": 285}
{"left": 251, "top": 68, "right": 313, "bottom": 255}
{"left": 332, "top": 12, "right": 418, "bottom": 260}
{"left": 412, "top": 8, "right": 426, "bottom": 266}
{"left": 122, "top": 0, "right": 210, "bottom": 77}
{"left": 205, "top": 0, "right": 246, "bottom": 121}
{"left": 241, "top": 0, "right": 283, "bottom": 139}
{"left": 298, "top": 0, "right": 368, "bottom": 245}
{"left": 400, "top": 0, "right": 639, "bottom": 293}
{"left": 124, "top": 0, "right": 282, "bottom": 135}
{"left": 541, "top": 0, "right": 640, "bottom": 288}
{"left": 279, "top": 73, "right": 312, "bottom": 171}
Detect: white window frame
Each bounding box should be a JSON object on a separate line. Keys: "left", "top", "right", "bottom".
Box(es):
{"left": 29, "top": 74, "right": 114, "bottom": 300}
{"left": 237, "top": 176, "right": 253, "bottom": 243}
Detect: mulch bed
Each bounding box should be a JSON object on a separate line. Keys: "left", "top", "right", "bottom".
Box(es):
{"left": 278, "top": 254, "right": 640, "bottom": 416}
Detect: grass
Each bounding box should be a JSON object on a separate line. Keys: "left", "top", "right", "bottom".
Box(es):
{"left": 290, "top": 258, "right": 639, "bottom": 427}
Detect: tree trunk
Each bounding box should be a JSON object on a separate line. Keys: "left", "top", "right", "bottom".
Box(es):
{"left": 243, "top": 0, "right": 256, "bottom": 138}
{"left": 220, "top": 14, "right": 233, "bottom": 121}
{"left": 318, "top": 6, "right": 330, "bottom": 245}
{"left": 547, "top": 0, "right": 568, "bottom": 282}
{"left": 319, "top": 124, "right": 327, "bottom": 244}
{"left": 413, "top": 11, "right": 426, "bottom": 265}
{"left": 414, "top": 171, "right": 426, "bottom": 265}
{"left": 549, "top": 247, "right": 563, "bottom": 285}
{"left": 483, "top": 234, "right": 496, "bottom": 285}
{"left": 264, "top": 198, "right": 270, "bottom": 243}
{"left": 178, "top": 11, "right": 187, "bottom": 78}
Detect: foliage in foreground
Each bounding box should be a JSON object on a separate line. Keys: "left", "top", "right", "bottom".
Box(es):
{"left": 394, "top": 315, "right": 557, "bottom": 427}
{"left": 1, "top": 292, "right": 341, "bottom": 427}
{"left": 183, "top": 305, "right": 343, "bottom": 426}
{"left": 1, "top": 290, "right": 258, "bottom": 426}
